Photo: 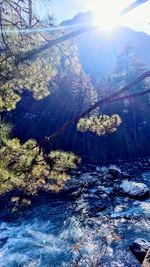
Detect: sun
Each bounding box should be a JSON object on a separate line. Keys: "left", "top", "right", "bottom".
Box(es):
{"left": 91, "top": 0, "right": 122, "bottom": 31}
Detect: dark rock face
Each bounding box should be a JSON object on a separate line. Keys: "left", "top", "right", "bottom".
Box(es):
{"left": 85, "top": 197, "right": 107, "bottom": 215}
{"left": 108, "top": 166, "right": 121, "bottom": 178}
{"left": 120, "top": 181, "right": 149, "bottom": 199}
{"left": 89, "top": 201, "right": 107, "bottom": 214}
{"left": 103, "top": 174, "right": 114, "bottom": 181}
{"left": 60, "top": 185, "right": 83, "bottom": 200}
{"left": 130, "top": 238, "right": 150, "bottom": 263}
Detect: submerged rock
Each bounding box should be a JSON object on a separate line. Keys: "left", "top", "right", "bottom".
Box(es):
{"left": 130, "top": 238, "right": 150, "bottom": 263}
{"left": 120, "top": 181, "right": 149, "bottom": 199}
{"left": 0, "top": 237, "right": 9, "bottom": 248}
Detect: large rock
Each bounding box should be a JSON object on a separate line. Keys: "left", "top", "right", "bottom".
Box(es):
{"left": 60, "top": 185, "right": 82, "bottom": 200}
{"left": 120, "top": 181, "right": 149, "bottom": 199}
{"left": 130, "top": 238, "right": 150, "bottom": 263}
{"left": 88, "top": 197, "right": 107, "bottom": 215}
{"left": 120, "top": 171, "right": 131, "bottom": 179}
{"left": 108, "top": 165, "right": 121, "bottom": 178}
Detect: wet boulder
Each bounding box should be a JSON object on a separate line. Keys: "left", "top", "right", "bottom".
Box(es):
{"left": 108, "top": 165, "right": 121, "bottom": 178}
{"left": 88, "top": 197, "right": 107, "bottom": 215}
{"left": 130, "top": 238, "right": 150, "bottom": 263}
{"left": 87, "top": 188, "right": 100, "bottom": 194}
{"left": 120, "top": 181, "right": 149, "bottom": 199}
{"left": 90, "top": 195, "right": 108, "bottom": 205}
{"left": 120, "top": 171, "right": 131, "bottom": 178}
{"left": 101, "top": 175, "right": 117, "bottom": 188}
{"left": 60, "top": 185, "right": 82, "bottom": 200}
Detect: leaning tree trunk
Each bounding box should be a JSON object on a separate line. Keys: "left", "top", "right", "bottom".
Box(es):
{"left": 28, "top": 0, "right": 32, "bottom": 27}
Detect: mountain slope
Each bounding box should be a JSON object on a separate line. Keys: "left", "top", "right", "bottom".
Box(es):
{"left": 62, "top": 12, "right": 150, "bottom": 78}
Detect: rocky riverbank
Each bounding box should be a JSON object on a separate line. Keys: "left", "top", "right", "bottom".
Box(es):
{"left": 0, "top": 159, "right": 150, "bottom": 266}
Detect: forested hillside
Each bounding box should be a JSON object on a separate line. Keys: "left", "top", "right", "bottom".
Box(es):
{"left": 2, "top": 12, "right": 150, "bottom": 162}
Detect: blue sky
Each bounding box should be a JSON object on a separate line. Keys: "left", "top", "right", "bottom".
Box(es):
{"left": 37, "top": 0, "right": 150, "bottom": 34}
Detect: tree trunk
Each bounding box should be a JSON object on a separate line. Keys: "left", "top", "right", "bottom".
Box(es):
{"left": 28, "top": 0, "right": 32, "bottom": 27}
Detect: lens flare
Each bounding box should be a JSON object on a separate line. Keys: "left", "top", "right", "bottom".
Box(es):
{"left": 91, "top": 0, "right": 122, "bottom": 31}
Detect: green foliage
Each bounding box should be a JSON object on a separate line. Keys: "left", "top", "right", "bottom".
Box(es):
{"left": 10, "top": 197, "right": 32, "bottom": 212}
{"left": 0, "top": 1, "right": 98, "bottom": 115}
{"left": 0, "top": 123, "right": 81, "bottom": 195}
{"left": 0, "top": 2, "right": 127, "bottom": 200}
{"left": 0, "top": 118, "right": 12, "bottom": 145}
{"left": 0, "top": 0, "right": 81, "bottom": 111}
{"left": 77, "top": 114, "right": 122, "bottom": 136}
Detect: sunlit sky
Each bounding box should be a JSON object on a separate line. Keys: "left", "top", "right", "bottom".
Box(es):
{"left": 37, "top": 0, "right": 150, "bottom": 34}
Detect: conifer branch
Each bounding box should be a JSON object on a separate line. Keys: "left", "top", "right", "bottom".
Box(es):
{"left": 31, "top": 71, "right": 150, "bottom": 149}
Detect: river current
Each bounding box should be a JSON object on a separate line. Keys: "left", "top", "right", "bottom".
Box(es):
{"left": 0, "top": 170, "right": 149, "bottom": 267}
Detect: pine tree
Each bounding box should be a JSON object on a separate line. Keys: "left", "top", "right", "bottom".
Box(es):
{"left": 0, "top": 0, "right": 70, "bottom": 111}
{"left": 113, "top": 46, "right": 148, "bottom": 143}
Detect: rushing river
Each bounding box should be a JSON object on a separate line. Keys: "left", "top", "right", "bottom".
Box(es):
{"left": 0, "top": 170, "right": 150, "bottom": 267}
